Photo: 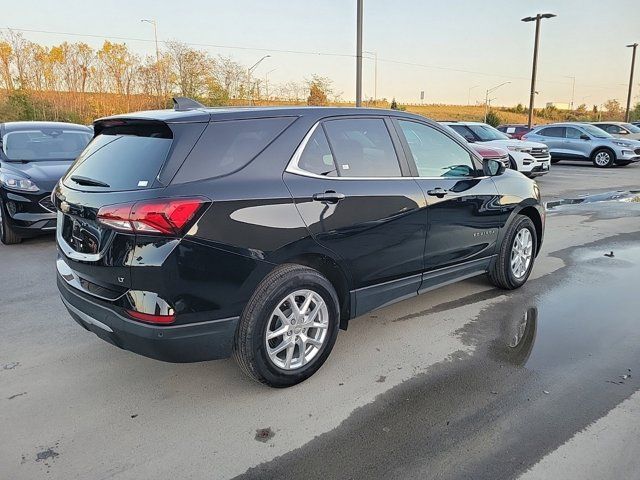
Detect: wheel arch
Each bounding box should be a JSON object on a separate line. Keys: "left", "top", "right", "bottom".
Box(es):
{"left": 590, "top": 146, "right": 616, "bottom": 162}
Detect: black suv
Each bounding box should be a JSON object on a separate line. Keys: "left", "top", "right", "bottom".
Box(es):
{"left": 55, "top": 99, "right": 544, "bottom": 387}
{"left": 0, "top": 121, "right": 92, "bottom": 244}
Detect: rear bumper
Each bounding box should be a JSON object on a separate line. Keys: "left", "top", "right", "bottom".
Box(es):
{"left": 57, "top": 275, "right": 239, "bottom": 363}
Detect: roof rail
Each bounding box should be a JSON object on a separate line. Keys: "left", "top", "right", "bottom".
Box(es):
{"left": 173, "top": 97, "right": 205, "bottom": 111}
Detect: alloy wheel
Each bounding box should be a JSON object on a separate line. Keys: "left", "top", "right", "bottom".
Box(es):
{"left": 594, "top": 151, "right": 611, "bottom": 167}
{"left": 510, "top": 227, "right": 533, "bottom": 279}
{"left": 264, "top": 289, "right": 329, "bottom": 370}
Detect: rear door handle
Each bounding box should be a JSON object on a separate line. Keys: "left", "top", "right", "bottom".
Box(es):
{"left": 312, "top": 191, "right": 345, "bottom": 204}
{"left": 426, "top": 187, "right": 449, "bottom": 198}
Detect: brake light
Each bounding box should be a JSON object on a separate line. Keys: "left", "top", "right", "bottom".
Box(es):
{"left": 97, "top": 198, "right": 208, "bottom": 235}
{"left": 125, "top": 309, "right": 176, "bottom": 324}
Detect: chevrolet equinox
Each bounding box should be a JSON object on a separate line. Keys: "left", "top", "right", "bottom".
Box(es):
{"left": 55, "top": 98, "right": 544, "bottom": 387}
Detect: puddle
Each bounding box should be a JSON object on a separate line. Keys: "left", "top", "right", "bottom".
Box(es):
{"left": 546, "top": 190, "right": 640, "bottom": 210}
{"left": 237, "top": 241, "right": 640, "bottom": 480}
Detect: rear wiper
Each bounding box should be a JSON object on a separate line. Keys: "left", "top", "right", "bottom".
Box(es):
{"left": 70, "top": 175, "right": 110, "bottom": 188}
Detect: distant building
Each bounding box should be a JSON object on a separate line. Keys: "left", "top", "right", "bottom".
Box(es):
{"left": 545, "top": 102, "right": 571, "bottom": 111}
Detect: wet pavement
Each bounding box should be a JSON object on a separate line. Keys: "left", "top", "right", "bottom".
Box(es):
{"left": 1, "top": 164, "right": 640, "bottom": 480}
{"left": 237, "top": 236, "right": 640, "bottom": 480}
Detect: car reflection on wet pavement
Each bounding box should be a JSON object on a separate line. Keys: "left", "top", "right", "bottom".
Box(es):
{"left": 238, "top": 241, "right": 640, "bottom": 480}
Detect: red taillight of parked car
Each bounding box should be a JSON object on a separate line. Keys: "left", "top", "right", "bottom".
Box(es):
{"left": 98, "top": 198, "right": 209, "bottom": 235}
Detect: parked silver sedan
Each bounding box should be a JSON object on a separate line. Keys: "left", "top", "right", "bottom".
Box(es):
{"left": 524, "top": 122, "right": 640, "bottom": 168}
{"left": 591, "top": 121, "right": 640, "bottom": 140}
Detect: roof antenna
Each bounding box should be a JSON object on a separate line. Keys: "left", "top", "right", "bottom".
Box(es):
{"left": 173, "top": 97, "right": 205, "bottom": 111}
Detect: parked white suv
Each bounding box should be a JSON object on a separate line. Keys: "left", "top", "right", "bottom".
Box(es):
{"left": 443, "top": 121, "right": 551, "bottom": 177}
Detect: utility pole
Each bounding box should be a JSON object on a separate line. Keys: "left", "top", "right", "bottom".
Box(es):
{"left": 625, "top": 43, "right": 638, "bottom": 122}
{"left": 522, "top": 13, "right": 557, "bottom": 128}
{"left": 356, "top": 0, "right": 363, "bottom": 107}
{"left": 484, "top": 82, "right": 510, "bottom": 123}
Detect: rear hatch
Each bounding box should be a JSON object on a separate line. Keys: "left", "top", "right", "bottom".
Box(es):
{"left": 54, "top": 118, "right": 206, "bottom": 298}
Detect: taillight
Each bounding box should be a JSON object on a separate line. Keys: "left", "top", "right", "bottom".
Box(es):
{"left": 97, "top": 198, "right": 208, "bottom": 235}
{"left": 125, "top": 309, "right": 176, "bottom": 324}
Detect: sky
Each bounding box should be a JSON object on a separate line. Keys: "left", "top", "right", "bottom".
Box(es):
{"left": 2, "top": 0, "right": 639, "bottom": 107}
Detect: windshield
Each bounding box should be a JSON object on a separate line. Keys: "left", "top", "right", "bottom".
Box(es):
{"left": 623, "top": 123, "right": 640, "bottom": 133}
{"left": 3, "top": 128, "right": 92, "bottom": 161}
{"left": 466, "top": 124, "right": 510, "bottom": 141}
{"left": 581, "top": 124, "right": 611, "bottom": 138}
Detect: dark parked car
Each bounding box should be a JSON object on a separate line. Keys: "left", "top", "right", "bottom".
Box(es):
{"left": 55, "top": 99, "right": 545, "bottom": 387}
{"left": 0, "top": 121, "right": 92, "bottom": 244}
{"left": 497, "top": 124, "right": 532, "bottom": 140}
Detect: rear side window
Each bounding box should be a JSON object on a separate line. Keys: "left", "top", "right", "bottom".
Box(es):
{"left": 173, "top": 117, "right": 295, "bottom": 182}
{"left": 323, "top": 118, "right": 401, "bottom": 177}
{"left": 538, "top": 127, "right": 564, "bottom": 138}
{"left": 297, "top": 127, "right": 338, "bottom": 176}
{"left": 65, "top": 121, "right": 172, "bottom": 191}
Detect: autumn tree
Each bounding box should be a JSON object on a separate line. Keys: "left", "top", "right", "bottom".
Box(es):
{"left": 0, "top": 41, "right": 13, "bottom": 90}
{"left": 306, "top": 75, "right": 333, "bottom": 106}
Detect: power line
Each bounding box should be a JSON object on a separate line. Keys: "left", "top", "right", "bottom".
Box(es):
{"left": 0, "top": 26, "right": 629, "bottom": 92}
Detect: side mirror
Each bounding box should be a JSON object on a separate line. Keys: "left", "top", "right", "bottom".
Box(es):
{"left": 465, "top": 136, "right": 476, "bottom": 143}
{"left": 580, "top": 134, "right": 590, "bottom": 140}
{"left": 484, "top": 158, "right": 505, "bottom": 177}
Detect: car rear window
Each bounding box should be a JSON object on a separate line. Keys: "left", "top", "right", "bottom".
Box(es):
{"left": 64, "top": 121, "right": 172, "bottom": 191}
{"left": 3, "top": 128, "right": 92, "bottom": 161}
{"left": 172, "top": 117, "right": 295, "bottom": 183}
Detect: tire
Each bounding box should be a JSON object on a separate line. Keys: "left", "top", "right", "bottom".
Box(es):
{"left": 616, "top": 161, "right": 632, "bottom": 166}
{"left": 509, "top": 156, "right": 518, "bottom": 171}
{"left": 0, "top": 199, "right": 22, "bottom": 245}
{"left": 591, "top": 148, "right": 615, "bottom": 168}
{"left": 550, "top": 158, "right": 561, "bottom": 164}
{"left": 233, "top": 264, "right": 340, "bottom": 388}
{"left": 489, "top": 215, "right": 537, "bottom": 290}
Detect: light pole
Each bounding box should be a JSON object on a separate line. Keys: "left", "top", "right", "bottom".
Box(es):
{"left": 363, "top": 50, "right": 378, "bottom": 104}
{"left": 468, "top": 84, "right": 480, "bottom": 105}
{"left": 264, "top": 68, "right": 277, "bottom": 100}
{"left": 625, "top": 43, "right": 638, "bottom": 122}
{"left": 356, "top": 0, "right": 363, "bottom": 107}
{"left": 141, "top": 19, "right": 159, "bottom": 63}
{"left": 522, "top": 13, "right": 557, "bottom": 128}
{"left": 247, "top": 55, "right": 271, "bottom": 105}
{"left": 484, "top": 82, "right": 511, "bottom": 122}
{"left": 565, "top": 75, "right": 576, "bottom": 110}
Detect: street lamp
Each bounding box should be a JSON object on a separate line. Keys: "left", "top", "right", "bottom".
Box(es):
{"left": 522, "top": 13, "right": 557, "bottom": 128}
{"left": 565, "top": 76, "right": 576, "bottom": 110}
{"left": 484, "top": 82, "right": 511, "bottom": 122}
{"left": 141, "top": 19, "right": 159, "bottom": 63}
{"left": 468, "top": 85, "right": 480, "bottom": 105}
{"left": 264, "top": 68, "right": 277, "bottom": 100}
{"left": 356, "top": 0, "right": 363, "bottom": 107}
{"left": 625, "top": 43, "right": 638, "bottom": 122}
{"left": 363, "top": 50, "right": 378, "bottom": 104}
{"left": 247, "top": 55, "right": 271, "bottom": 105}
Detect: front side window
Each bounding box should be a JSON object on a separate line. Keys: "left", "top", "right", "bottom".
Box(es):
{"left": 580, "top": 124, "right": 611, "bottom": 138}
{"left": 398, "top": 120, "right": 476, "bottom": 178}
{"left": 3, "top": 129, "right": 92, "bottom": 161}
{"left": 447, "top": 124, "right": 476, "bottom": 142}
{"left": 565, "top": 127, "right": 584, "bottom": 139}
{"left": 322, "top": 118, "right": 401, "bottom": 177}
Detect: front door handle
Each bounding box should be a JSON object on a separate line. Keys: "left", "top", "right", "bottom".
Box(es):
{"left": 312, "top": 191, "right": 345, "bottom": 204}
{"left": 426, "top": 187, "right": 449, "bottom": 198}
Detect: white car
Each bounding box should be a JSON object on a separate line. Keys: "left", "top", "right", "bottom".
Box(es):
{"left": 443, "top": 121, "right": 551, "bottom": 177}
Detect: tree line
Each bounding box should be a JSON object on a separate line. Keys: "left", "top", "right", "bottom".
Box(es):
{"left": 0, "top": 30, "right": 338, "bottom": 123}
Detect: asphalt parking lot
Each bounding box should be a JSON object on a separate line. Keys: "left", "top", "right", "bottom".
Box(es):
{"left": 1, "top": 162, "right": 640, "bottom": 480}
